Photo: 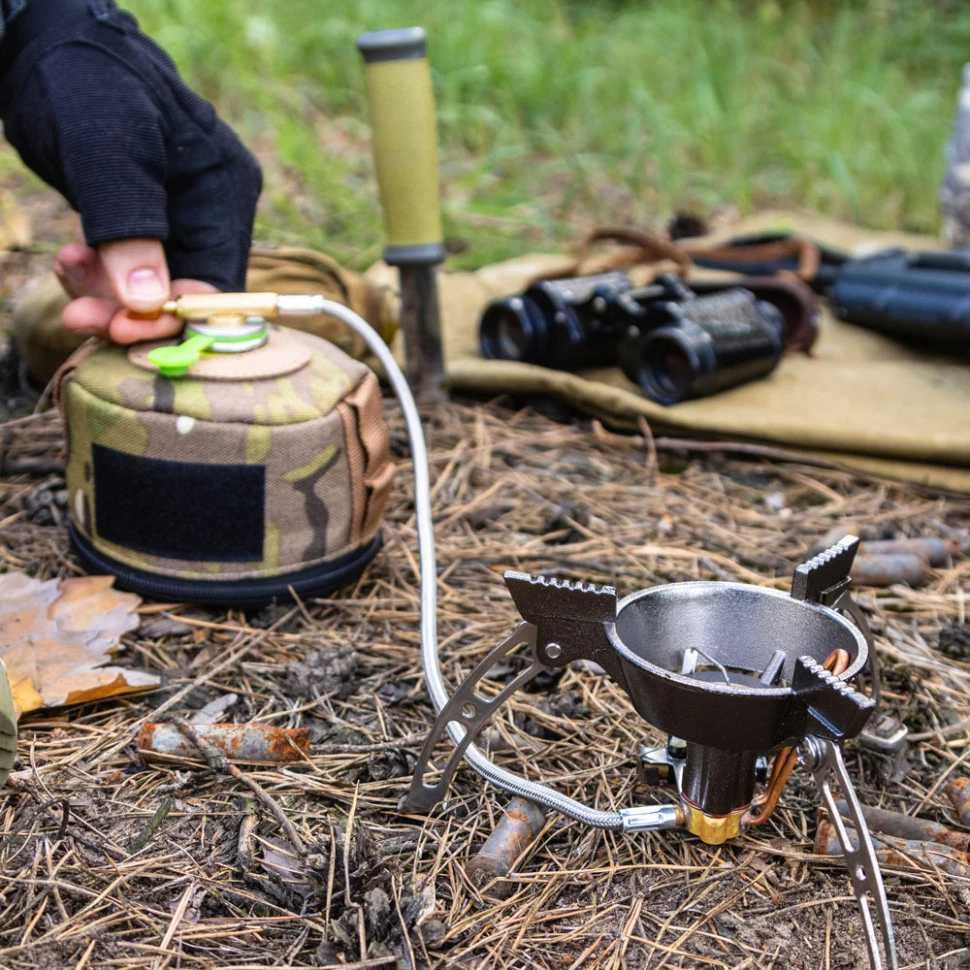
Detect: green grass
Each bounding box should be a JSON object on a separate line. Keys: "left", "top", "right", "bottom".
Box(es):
{"left": 47, "top": 2, "right": 970, "bottom": 267}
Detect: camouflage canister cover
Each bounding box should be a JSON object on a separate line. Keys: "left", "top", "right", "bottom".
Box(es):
{"left": 60, "top": 327, "right": 394, "bottom": 605}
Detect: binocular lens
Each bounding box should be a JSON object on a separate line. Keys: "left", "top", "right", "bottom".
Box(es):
{"left": 495, "top": 313, "right": 530, "bottom": 361}
{"left": 480, "top": 272, "right": 635, "bottom": 370}
{"left": 638, "top": 333, "right": 696, "bottom": 405}
{"left": 480, "top": 297, "right": 533, "bottom": 363}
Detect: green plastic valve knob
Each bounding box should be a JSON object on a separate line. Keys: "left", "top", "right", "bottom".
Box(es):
{"left": 146, "top": 333, "right": 216, "bottom": 378}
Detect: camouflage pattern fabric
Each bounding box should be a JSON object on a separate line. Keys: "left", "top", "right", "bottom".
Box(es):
{"left": 62, "top": 327, "right": 394, "bottom": 582}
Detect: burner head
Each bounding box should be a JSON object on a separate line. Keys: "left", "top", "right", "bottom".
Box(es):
{"left": 505, "top": 569, "right": 875, "bottom": 829}
{"left": 612, "top": 581, "right": 869, "bottom": 752}
{"left": 616, "top": 581, "right": 867, "bottom": 686}
{"left": 505, "top": 569, "right": 874, "bottom": 756}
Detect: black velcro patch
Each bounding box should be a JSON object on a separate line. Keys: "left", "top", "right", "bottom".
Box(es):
{"left": 93, "top": 444, "right": 265, "bottom": 563}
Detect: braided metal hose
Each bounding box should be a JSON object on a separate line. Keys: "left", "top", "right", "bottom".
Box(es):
{"left": 303, "top": 297, "right": 892, "bottom": 966}
{"left": 299, "top": 297, "right": 629, "bottom": 829}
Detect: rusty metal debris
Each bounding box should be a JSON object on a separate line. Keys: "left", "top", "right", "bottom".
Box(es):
{"left": 806, "top": 532, "right": 962, "bottom": 588}
{"left": 947, "top": 777, "right": 970, "bottom": 828}
{"left": 860, "top": 538, "right": 961, "bottom": 567}
{"left": 816, "top": 814, "right": 970, "bottom": 879}
{"left": 138, "top": 722, "right": 310, "bottom": 763}
{"left": 466, "top": 797, "right": 547, "bottom": 898}
{"left": 852, "top": 553, "right": 931, "bottom": 588}
{"left": 812, "top": 531, "right": 962, "bottom": 566}
{"left": 833, "top": 799, "right": 970, "bottom": 852}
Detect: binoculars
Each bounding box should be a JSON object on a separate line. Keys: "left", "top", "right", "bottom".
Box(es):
{"left": 479, "top": 272, "right": 786, "bottom": 404}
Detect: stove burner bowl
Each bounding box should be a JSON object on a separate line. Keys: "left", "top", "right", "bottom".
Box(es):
{"left": 612, "top": 582, "right": 869, "bottom": 751}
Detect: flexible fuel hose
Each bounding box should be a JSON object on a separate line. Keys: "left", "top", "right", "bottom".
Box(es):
{"left": 300, "top": 297, "right": 628, "bottom": 829}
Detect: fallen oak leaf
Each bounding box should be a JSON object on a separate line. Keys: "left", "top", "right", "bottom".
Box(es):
{"left": 51, "top": 576, "right": 141, "bottom": 644}
{"left": 0, "top": 571, "right": 158, "bottom": 716}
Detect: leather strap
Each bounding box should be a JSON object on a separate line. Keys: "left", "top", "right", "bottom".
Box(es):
{"left": 578, "top": 226, "right": 693, "bottom": 277}
{"left": 518, "top": 225, "right": 823, "bottom": 352}
{"left": 681, "top": 236, "right": 821, "bottom": 282}
{"left": 537, "top": 225, "right": 823, "bottom": 286}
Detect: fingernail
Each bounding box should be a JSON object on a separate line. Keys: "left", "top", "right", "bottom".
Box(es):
{"left": 126, "top": 268, "right": 166, "bottom": 304}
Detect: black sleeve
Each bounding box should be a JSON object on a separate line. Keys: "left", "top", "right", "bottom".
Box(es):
{"left": 0, "top": 1, "right": 28, "bottom": 43}
{"left": 0, "top": 1, "right": 262, "bottom": 290}
{"left": 25, "top": 42, "right": 171, "bottom": 244}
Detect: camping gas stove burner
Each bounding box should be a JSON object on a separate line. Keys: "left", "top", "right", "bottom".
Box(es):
{"left": 404, "top": 535, "right": 899, "bottom": 970}
{"left": 121, "top": 293, "right": 898, "bottom": 966}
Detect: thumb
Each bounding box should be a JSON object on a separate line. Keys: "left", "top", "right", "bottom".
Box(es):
{"left": 97, "top": 238, "right": 172, "bottom": 312}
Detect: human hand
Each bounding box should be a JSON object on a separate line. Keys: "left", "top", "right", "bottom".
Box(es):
{"left": 1, "top": 2, "right": 262, "bottom": 344}
{"left": 55, "top": 239, "right": 216, "bottom": 344}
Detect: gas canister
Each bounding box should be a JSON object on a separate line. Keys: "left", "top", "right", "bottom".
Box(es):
{"left": 59, "top": 302, "right": 394, "bottom": 607}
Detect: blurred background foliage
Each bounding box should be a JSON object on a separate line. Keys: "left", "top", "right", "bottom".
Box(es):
{"left": 20, "top": 0, "right": 970, "bottom": 267}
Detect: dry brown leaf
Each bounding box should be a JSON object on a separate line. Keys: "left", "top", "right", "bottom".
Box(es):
{"left": 0, "top": 571, "right": 158, "bottom": 716}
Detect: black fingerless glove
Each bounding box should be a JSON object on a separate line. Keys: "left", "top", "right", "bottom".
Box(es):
{"left": 0, "top": 0, "right": 262, "bottom": 290}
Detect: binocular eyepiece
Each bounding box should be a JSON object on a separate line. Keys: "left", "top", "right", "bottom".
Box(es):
{"left": 480, "top": 272, "right": 785, "bottom": 404}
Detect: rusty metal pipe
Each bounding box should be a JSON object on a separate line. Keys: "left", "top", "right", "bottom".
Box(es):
{"left": 851, "top": 553, "right": 931, "bottom": 588}
{"left": 816, "top": 816, "right": 970, "bottom": 878}
{"left": 834, "top": 799, "right": 970, "bottom": 852}
{"left": 139, "top": 722, "right": 310, "bottom": 763}
{"left": 861, "top": 538, "right": 960, "bottom": 568}
{"left": 466, "top": 797, "right": 547, "bottom": 897}
{"left": 947, "top": 777, "right": 970, "bottom": 828}
{"left": 812, "top": 533, "right": 960, "bottom": 568}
